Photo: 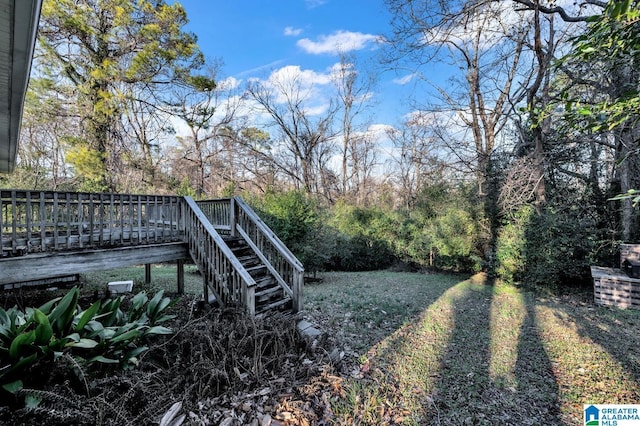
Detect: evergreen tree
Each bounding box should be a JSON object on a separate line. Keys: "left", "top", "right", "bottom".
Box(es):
{"left": 38, "top": 0, "right": 206, "bottom": 191}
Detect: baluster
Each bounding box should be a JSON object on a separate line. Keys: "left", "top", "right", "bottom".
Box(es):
{"left": 128, "top": 194, "right": 134, "bottom": 245}
{"left": 109, "top": 193, "right": 115, "bottom": 245}
{"left": 77, "top": 193, "right": 84, "bottom": 248}
{"left": 65, "top": 192, "right": 71, "bottom": 249}
{"left": 136, "top": 195, "right": 142, "bottom": 244}
{"left": 25, "top": 192, "right": 33, "bottom": 253}
{"left": 98, "top": 193, "right": 104, "bottom": 247}
{"left": 88, "top": 193, "right": 94, "bottom": 246}
{"left": 53, "top": 192, "right": 59, "bottom": 250}
{"left": 10, "top": 190, "right": 17, "bottom": 250}
{"left": 39, "top": 192, "right": 46, "bottom": 251}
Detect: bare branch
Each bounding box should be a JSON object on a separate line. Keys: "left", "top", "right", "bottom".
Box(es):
{"left": 511, "top": 0, "right": 604, "bottom": 22}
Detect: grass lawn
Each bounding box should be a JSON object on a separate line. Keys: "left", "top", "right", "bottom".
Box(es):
{"left": 81, "top": 263, "right": 203, "bottom": 295}
{"left": 304, "top": 271, "right": 640, "bottom": 425}
{"left": 80, "top": 267, "right": 640, "bottom": 425}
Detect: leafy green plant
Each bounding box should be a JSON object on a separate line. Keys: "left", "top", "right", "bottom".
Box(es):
{"left": 0, "top": 288, "right": 175, "bottom": 393}
{"left": 251, "top": 190, "right": 328, "bottom": 272}
{"left": 495, "top": 205, "right": 533, "bottom": 284}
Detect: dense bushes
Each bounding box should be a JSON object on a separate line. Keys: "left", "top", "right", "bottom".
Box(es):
{"left": 495, "top": 206, "right": 533, "bottom": 284}
{"left": 249, "top": 185, "right": 611, "bottom": 288}
{"left": 326, "top": 203, "right": 396, "bottom": 271}
{"left": 522, "top": 206, "right": 596, "bottom": 288}
{"left": 250, "top": 185, "right": 484, "bottom": 274}
{"left": 495, "top": 204, "right": 602, "bottom": 288}
{"left": 248, "top": 183, "right": 619, "bottom": 287}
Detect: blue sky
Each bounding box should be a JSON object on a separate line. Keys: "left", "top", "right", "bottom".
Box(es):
{"left": 177, "top": 0, "right": 417, "bottom": 127}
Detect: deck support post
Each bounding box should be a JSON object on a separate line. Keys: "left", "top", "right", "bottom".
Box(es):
{"left": 230, "top": 197, "right": 237, "bottom": 237}
{"left": 177, "top": 259, "right": 184, "bottom": 294}
{"left": 145, "top": 264, "right": 151, "bottom": 284}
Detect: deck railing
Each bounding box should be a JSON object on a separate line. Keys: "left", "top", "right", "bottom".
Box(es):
{"left": 198, "top": 197, "right": 304, "bottom": 312}
{"left": 195, "top": 198, "right": 232, "bottom": 233}
{"left": 0, "top": 190, "right": 183, "bottom": 255}
{"left": 183, "top": 197, "right": 256, "bottom": 313}
{"left": 1, "top": 190, "right": 299, "bottom": 314}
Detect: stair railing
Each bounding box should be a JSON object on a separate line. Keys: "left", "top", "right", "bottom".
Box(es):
{"left": 182, "top": 197, "right": 257, "bottom": 314}
{"left": 232, "top": 197, "right": 304, "bottom": 313}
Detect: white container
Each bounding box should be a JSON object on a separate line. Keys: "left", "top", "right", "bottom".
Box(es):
{"left": 108, "top": 280, "right": 133, "bottom": 294}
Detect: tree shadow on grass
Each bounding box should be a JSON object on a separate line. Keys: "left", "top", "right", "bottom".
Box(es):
{"left": 513, "top": 292, "right": 562, "bottom": 423}
{"left": 429, "top": 283, "right": 561, "bottom": 425}
{"left": 322, "top": 273, "right": 562, "bottom": 424}
{"left": 551, "top": 298, "right": 640, "bottom": 388}
{"left": 428, "top": 280, "right": 495, "bottom": 425}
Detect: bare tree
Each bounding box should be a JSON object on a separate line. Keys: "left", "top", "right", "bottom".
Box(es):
{"left": 386, "top": 113, "right": 448, "bottom": 209}
{"left": 119, "top": 89, "right": 176, "bottom": 192}
{"left": 246, "top": 68, "right": 338, "bottom": 198}
{"left": 166, "top": 68, "right": 242, "bottom": 198}
{"left": 14, "top": 76, "right": 74, "bottom": 189}
{"left": 331, "top": 53, "right": 378, "bottom": 202}
{"left": 384, "top": 0, "right": 528, "bottom": 195}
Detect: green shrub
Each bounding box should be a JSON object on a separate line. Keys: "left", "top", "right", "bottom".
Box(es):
{"left": 326, "top": 202, "right": 396, "bottom": 271}
{"left": 495, "top": 206, "right": 533, "bottom": 284}
{"left": 0, "top": 288, "right": 174, "bottom": 394}
{"left": 495, "top": 204, "right": 597, "bottom": 288}
{"left": 248, "top": 186, "right": 484, "bottom": 274}
{"left": 522, "top": 206, "right": 595, "bottom": 288}
{"left": 258, "top": 190, "right": 319, "bottom": 242}
{"left": 251, "top": 190, "right": 327, "bottom": 273}
{"left": 328, "top": 233, "right": 394, "bottom": 271}
{"left": 427, "top": 207, "right": 483, "bottom": 272}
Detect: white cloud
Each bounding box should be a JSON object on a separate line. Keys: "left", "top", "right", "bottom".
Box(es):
{"left": 367, "top": 123, "right": 394, "bottom": 139}
{"left": 297, "top": 30, "right": 379, "bottom": 55}
{"left": 267, "top": 65, "right": 333, "bottom": 114}
{"left": 248, "top": 65, "right": 335, "bottom": 119}
{"left": 268, "top": 65, "right": 333, "bottom": 89}
{"left": 423, "top": 2, "right": 528, "bottom": 52}
{"left": 392, "top": 73, "right": 417, "bottom": 85}
{"left": 284, "top": 26, "right": 303, "bottom": 37}
{"left": 217, "top": 76, "right": 241, "bottom": 90}
{"left": 303, "top": 103, "right": 331, "bottom": 116}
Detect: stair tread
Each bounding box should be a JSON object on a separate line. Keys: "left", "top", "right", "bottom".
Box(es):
{"left": 257, "top": 297, "right": 292, "bottom": 313}
{"left": 256, "top": 286, "right": 282, "bottom": 297}
{"left": 216, "top": 229, "right": 294, "bottom": 314}
{"left": 256, "top": 277, "right": 275, "bottom": 287}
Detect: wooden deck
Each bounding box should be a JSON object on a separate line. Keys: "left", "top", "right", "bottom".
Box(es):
{"left": 0, "top": 190, "right": 304, "bottom": 315}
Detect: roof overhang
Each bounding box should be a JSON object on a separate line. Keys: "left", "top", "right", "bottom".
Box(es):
{"left": 0, "top": 0, "right": 42, "bottom": 173}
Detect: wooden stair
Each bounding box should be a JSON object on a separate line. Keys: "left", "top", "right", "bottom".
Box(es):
{"left": 224, "top": 236, "right": 292, "bottom": 314}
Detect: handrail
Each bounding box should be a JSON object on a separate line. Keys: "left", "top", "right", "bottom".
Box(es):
{"left": 236, "top": 225, "right": 293, "bottom": 298}
{"left": 233, "top": 197, "right": 304, "bottom": 312}
{"left": 234, "top": 197, "right": 304, "bottom": 272}
{"left": 182, "top": 197, "right": 257, "bottom": 314}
